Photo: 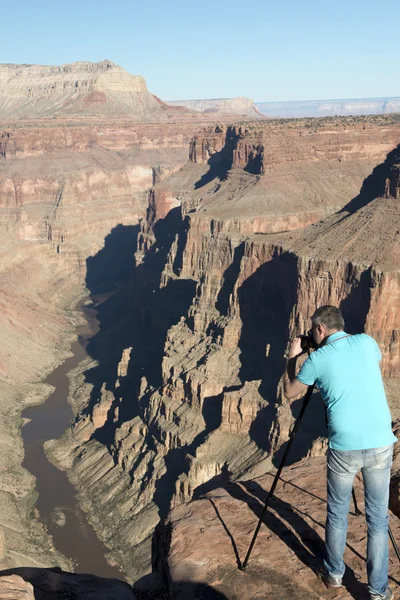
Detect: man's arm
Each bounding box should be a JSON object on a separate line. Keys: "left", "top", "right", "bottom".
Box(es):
{"left": 283, "top": 337, "right": 309, "bottom": 399}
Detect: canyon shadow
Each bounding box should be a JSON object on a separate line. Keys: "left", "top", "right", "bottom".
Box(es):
{"left": 83, "top": 215, "right": 197, "bottom": 465}
{"left": 237, "top": 251, "right": 298, "bottom": 453}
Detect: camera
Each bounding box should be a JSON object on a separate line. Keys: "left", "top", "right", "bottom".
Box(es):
{"left": 299, "top": 330, "right": 318, "bottom": 352}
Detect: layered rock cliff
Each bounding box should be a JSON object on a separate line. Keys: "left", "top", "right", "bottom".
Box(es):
{"left": 49, "top": 116, "right": 400, "bottom": 582}
{"left": 0, "top": 102, "right": 241, "bottom": 573}
{"left": 0, "top": 119, "right": 221, "bottom": 254}
{"left": 0, "top": 60, "right": 164, "bottom": 119}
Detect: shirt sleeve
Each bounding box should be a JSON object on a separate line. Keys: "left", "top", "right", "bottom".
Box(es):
{"left": 296, "top": 355, "right": 317, "bottom": 386}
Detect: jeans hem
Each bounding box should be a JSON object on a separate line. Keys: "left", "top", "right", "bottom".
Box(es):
{"left": 322, "top": 559, "right": 345, "bottom": 579}
{"left": 367, "top": 586, "right": 389, "bottom": 597}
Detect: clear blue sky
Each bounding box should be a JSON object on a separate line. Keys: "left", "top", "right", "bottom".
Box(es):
{"left": 2, "top": 0, "right": 399, "bottom": 102}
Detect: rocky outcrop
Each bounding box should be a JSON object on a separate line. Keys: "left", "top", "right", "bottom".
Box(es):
{"left": 147, "top": 189, "right": 181, "bottom": 227}
{"left": 154, "top": 456, "right": 400, "bottom": 600}
{"left": 384, "top": 162, "right": 400, "bottom": 199}
{"left": 185, "top": 117, "right": 400, "bottom": 234}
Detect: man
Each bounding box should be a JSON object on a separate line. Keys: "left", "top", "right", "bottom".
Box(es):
{"left": 284, "top": 305, "right": 397, "bottom": 600}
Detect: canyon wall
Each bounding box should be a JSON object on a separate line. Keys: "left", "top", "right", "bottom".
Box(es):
{"left": 0, "top": 96, "right": 236, "bottom": 571}
{"left": 0, "top": 122, "right": 200, "bottom": 159}
{"left": 189, "top": 118, "right": 400, "bottom": 171}
{"left": 2, "top": 52, "right": 300, "bottom": 573}
{"left": 0, "top": 118, "right": 221, "bottom": 258}
{"left": 49, "top": 117, "right": 400, "bottom": 582}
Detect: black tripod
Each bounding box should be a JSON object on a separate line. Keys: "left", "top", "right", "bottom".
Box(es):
{"left": 240, "top": 384, "right": 400, "bottom": 570}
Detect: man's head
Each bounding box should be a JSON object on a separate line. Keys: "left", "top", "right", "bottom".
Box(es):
{"left": 311, "top": 305, "right": 345, "bottom": 345}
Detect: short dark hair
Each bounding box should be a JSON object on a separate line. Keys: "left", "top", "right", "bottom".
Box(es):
{"left": 313, "top": 305, "right": 345, "bottom": 331}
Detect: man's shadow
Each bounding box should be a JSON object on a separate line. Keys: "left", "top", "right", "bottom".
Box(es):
{"left": 220, "top": 480, "right": 367, "bottom": 599}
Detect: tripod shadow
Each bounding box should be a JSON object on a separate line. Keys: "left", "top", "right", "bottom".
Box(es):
{"left": 237, "top": 252, "right": 298, "bottom": 454}
{"left": 223, "top": 480, "right": 367, "bottom": 599}
{"left": 228, "top": 481, "right": 323, "bottom": 568}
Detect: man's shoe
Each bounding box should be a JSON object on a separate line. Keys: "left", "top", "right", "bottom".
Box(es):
{"left": 369, "top": 588, "right": 393, "bottom": 600}
{"left": 318, "top": 566, "right": 343, "bottom": 589}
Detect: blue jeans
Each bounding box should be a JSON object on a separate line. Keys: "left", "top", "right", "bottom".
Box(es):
{"left": 324, "top": 444, "right": 393, "bottom": 595}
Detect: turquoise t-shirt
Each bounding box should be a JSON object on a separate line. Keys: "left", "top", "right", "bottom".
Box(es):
{"left": 296, "top": 331, "right": 397, "bottom": 451}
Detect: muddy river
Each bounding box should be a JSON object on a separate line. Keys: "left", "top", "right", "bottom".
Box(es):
{"left": 21, "top": 297, "right": 124, "bottom": 579}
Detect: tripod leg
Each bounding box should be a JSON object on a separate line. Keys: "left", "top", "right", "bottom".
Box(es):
{"left": 389, "top": 525, "right": 400, "bottom": 563}
{"left": 352, "top": 488, "right": 362, "bottom": 516}
{"left": 240, "top": 385, "right": 315, "bottom": 570}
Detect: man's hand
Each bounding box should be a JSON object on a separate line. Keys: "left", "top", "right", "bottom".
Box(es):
{"left": 288, "top": 337, "right": 304, "bottom": 359}
{"left": 284, "top": 337, "right": 308, "bottom": 399}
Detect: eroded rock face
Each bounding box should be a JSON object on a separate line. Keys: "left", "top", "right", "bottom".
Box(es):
{"left": 184, "top": 117, "right": 400, "bottom": 237}
{"left": 0, "top": 123, "right": 197, "bottom": 160}
{"left": 189, "top": 118, "right": 400, "bottom": 174}
{"left": 147, "top": 189, "right": 181, "bottom": 226}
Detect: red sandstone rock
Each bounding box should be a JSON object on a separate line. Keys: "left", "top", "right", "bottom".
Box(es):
{"left": 155, "top": 457, "right": 400, "bottom": 600}
{"left": 189, "top": 120, "right": 400, "bottom": 173}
